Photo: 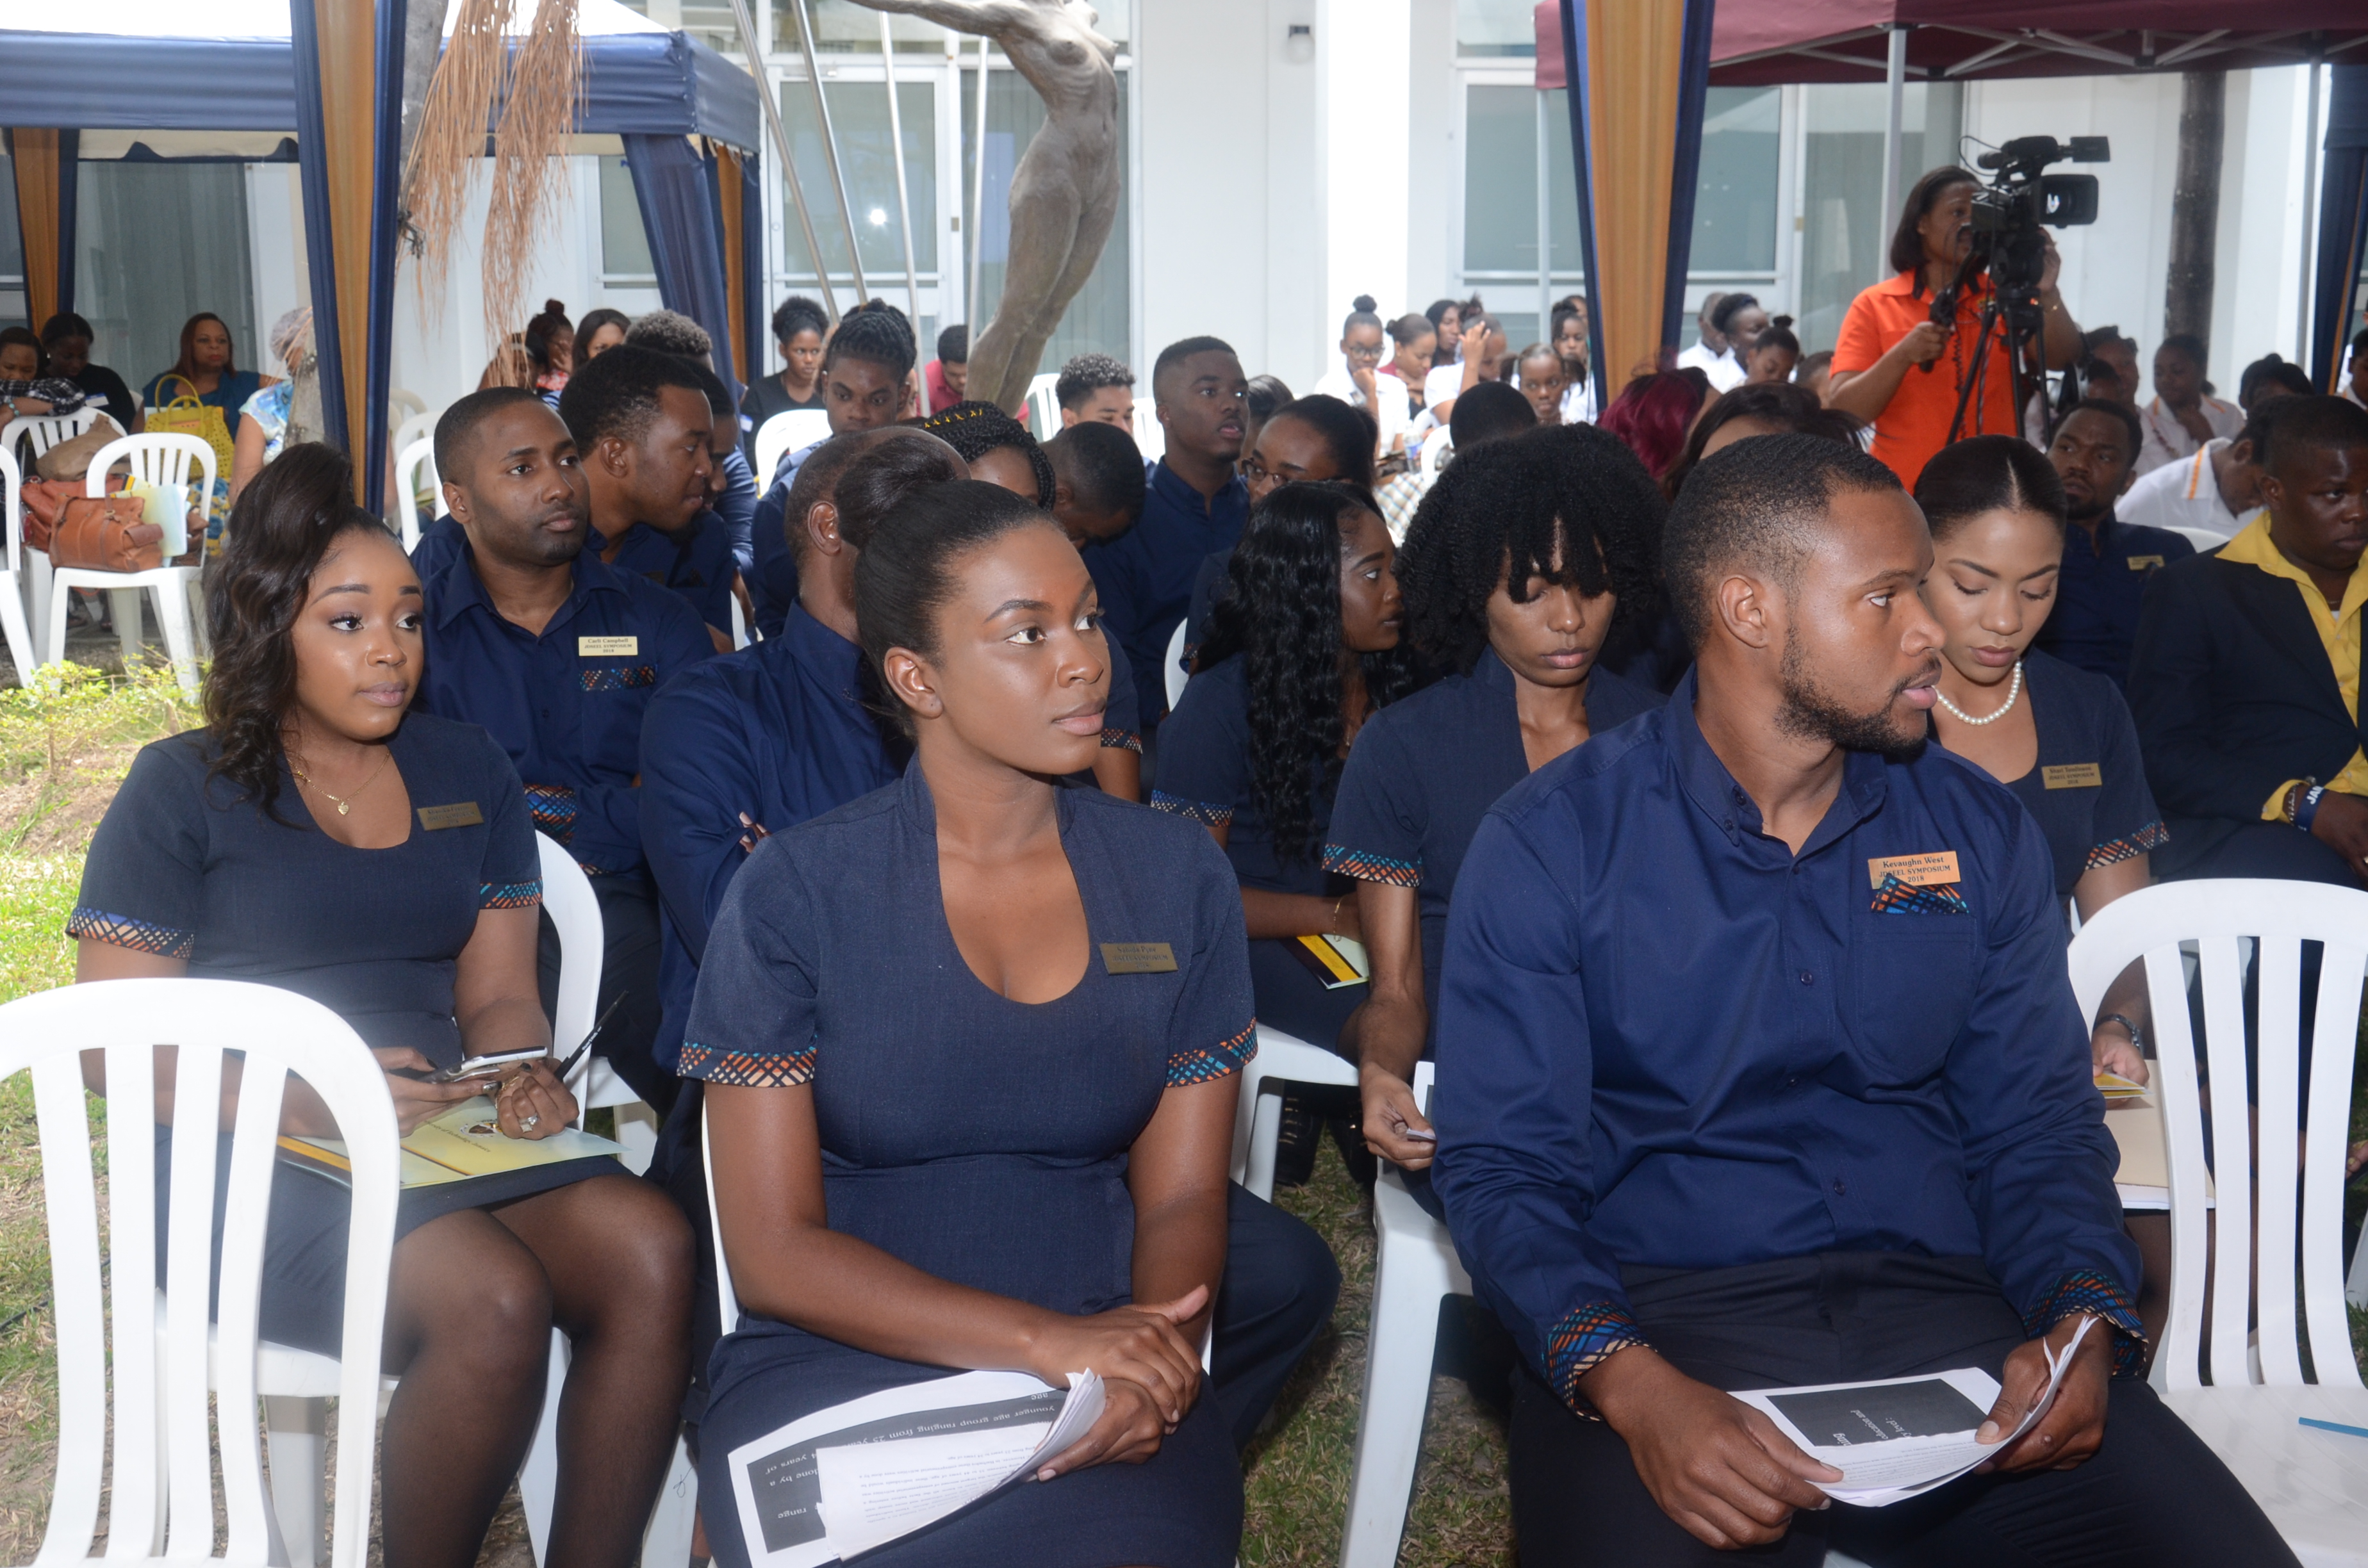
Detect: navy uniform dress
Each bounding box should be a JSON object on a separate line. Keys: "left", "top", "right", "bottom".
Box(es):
{"left": 1151, "top": 654, "right": 1365, "bottom": 1054}
{"left": 1328, "top": 649, "right": 1665, "bottom": 1031}
{"left": 69, "top": 717, "right": 613, "bottom": 1353}
{"left": 416, "top": 542, "right": 714, "bottom": 1113}
{"left": 1935, "top": 649, "right": 2167, "bottom": 901}
{"left": 685, "top": 765, "right": 1254, "bottom": 1568}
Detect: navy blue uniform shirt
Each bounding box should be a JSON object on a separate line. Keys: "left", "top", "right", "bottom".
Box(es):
{"left": 1431, "top": 671, "right": 2144, "bottom": 1412}
{"left": 1939, "top": 649, "right": 2166, "bottom": 899}
{"left": 1152, "top": 655, "right": 1340, "bottom": 899}
{"left": 415, "top": 543, "right": 714, "bottom": 885}
{"left": 2034, "top": 511, "right": 2193, "bottom": 690}
{"left": 413, "top": 512, "right": 738, "bottom": 635}
{"left": 1087, "top": 461, "right": 1248, "bottom": 730}
{"left": 714, "top": 447, "right": 759, "bottom": 578}
{"left": 638, "top": 604, "right": 905, "bottom": 1069}
{"left": 1326, "top": 649, "right": 1664, "bottom": 1033}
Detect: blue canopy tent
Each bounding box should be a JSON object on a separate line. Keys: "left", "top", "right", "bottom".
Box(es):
{"left": 0, "top": 0, "right": 763, "bottom": 510}
{"left": 2310, "top": 66, "right": 2368, "bottom": 395}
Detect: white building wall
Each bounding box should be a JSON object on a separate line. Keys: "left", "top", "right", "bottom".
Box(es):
{"left": 1322, "top": 0, "right": 1410, "bottom": 365}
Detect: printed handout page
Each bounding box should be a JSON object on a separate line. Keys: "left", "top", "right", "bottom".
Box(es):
{"left": 728, "top": 1368, "right": 1105, "bottom": 1567}
{"left": 1729, "top": 1316, "right": 2094, "bottom": 1507}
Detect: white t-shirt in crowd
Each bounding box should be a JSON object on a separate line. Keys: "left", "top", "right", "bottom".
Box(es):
{"left": 2117, "top": 437, "right": 2255, "bottom": 542}
{"left": 1675, "top": 339, "right": 1745, "bottom": 392}
{"left": 1313, "top": 363, "right": 1411, "bottom": 453}
{"left": 1422, "top": 363, "right": 1471, "bottom": 412}
{"left": 2134, "top": 395, "right": 2244, "bottom": 477}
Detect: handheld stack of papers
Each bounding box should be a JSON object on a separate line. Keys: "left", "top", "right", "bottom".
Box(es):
{"left": 2093, "top": 1072, "right": 2147, "bottom": 1103}
{"left": 1729, "top": 1316, "right": 2095, "bottom": 1507}
{"left": 728, "top": 1368, "right": 1105, "bottom": 1565}
{"left": 1290, "top": 933, "right": 1370, "bottom": 990}
{"left": 277, "top": 1095, "right": 627, "bottom": 1189}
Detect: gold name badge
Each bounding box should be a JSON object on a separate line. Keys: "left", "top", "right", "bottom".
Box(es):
{"left": 416, "top": 801, "right": 486, "bottom": 830}
{"left": 2043, "top": 763, "right": 2103, "bottom": 790}
{"left": 2126, "top": 555, "right": 2164, "bottom": 571}
{"left": 1101, "top": 942, "right": 1178, "bottom": 974}
{"left": 579, "top": 635, "right": 639, "bottom": 657}
{"left": 1868, "top": 850, "right": 1961, "bottom": 889}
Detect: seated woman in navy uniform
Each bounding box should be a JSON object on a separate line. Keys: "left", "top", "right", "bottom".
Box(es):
{"left": 70, "top": 445, "right": 693, "bottom": 1568}
{"left": 691, "top": 481, "right": 1254, "bottom": 1568}
{"left": 1153, "top": 480, "right": 1422, "bottom": 1063}
{"left": 1326, "top": 424, "right": 1666, "bottom": 1193}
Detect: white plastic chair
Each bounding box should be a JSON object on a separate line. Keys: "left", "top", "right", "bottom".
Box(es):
{"left": 2066, "top": 879, "right": 2368, "bottom": 1564}
{"left": 1025, "top": 371, "right": 1062, "bottom": 434}
{"left": 0, "top": 448, "right": 37, "bottom": 685}
{"left": 394, "top": 437, "right": 443, "bottom": 552}
{"left": 753, "top": 409, "right": 831, "bottom": 487}
{"left": 44, "top": 432, "right": 215, "bottom": 694}
{"left": 1228, "top": 1025, "right": 1359, "bottom": 1202}
{"left": 541, "top": 833, "right": 661, "bottom": 1173}
{"left": 1164, "top": 618, "right": 1190, "bottom": 713}
{"left": 4, "top": 406, "right": 111, "bottom": 653}
{"left": 1417, "top": 428, "right": 1452, "bottom": 491}
{"left": 730, "top": 592, "right": 752, "bottom": 649}
{"left": 3, "top": 978, "right": 398, "bottom": 1568}
{"left": 389, "top": 387, "right": 427, "bottom": 422}
{"left": 391, "top": 406, "right": 438, "bottom": 460}
{"left": 2170, "top": 524, "right": 2228, "bottom": 555}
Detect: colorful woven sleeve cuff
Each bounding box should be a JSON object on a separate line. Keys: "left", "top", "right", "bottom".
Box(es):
{"left": 524, "top": 782, "right": 578, "bottom": 842}
{"left": 1101, "top": 726, "right": 1144, "bottom": 755}
{"left": 1167, "top": 1021, "right": 1257, "bottom": 1086}
{"left": 677, "top": 1042, "right": 817, "bottom": 1088}
{"left": 479, "top": 880, "right": 543, "bottom": 910}
{"left": 1149, "top": 792, "right": 1232, "bottom": 828}
{"left": 65, "top": 906, "right": 195, "bottom": 960}
{"left": 1322, "top": 843, "right": 1420, "bottom": 886}
{"left": 2084, "top": 821, "right": 2167, "bottom": 871}
{"left": 2023, "top": 1270, "right": 2149, "bottom": 1378}
{"left": 1544, "top": 1299, "right": 1650, "bottom": 1415}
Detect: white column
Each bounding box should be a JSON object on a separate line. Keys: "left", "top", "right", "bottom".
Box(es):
{"left": 1320, "top": 0, "right": 1410, "bottom": 357}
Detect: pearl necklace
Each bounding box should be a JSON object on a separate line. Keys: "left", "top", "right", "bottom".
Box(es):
{"left": 1934, "top": 660, "right": 2022, "bottom": 726}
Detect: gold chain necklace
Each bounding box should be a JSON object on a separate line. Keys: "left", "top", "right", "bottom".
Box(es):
{"left": 288, "top": 746, "right": 393, "bottom": 817}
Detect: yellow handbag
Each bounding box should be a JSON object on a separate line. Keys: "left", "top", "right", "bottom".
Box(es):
{"left": 145, "top": 373, "right": 238, "bottom": 546}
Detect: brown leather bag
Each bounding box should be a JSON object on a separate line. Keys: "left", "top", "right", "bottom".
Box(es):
{"left": 15, "top": 478, "right": 84, "bottom": 550}
{"left": 47, "top": 496, "right": 162, "bottom": 573}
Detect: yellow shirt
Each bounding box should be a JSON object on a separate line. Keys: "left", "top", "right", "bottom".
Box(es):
{"left": 2216, "top": 514, "right": 2368, "bottom": 815}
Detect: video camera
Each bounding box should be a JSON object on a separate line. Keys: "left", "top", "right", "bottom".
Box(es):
{"left": 1968, "top": 136, "right": 2110, "bottom": 293}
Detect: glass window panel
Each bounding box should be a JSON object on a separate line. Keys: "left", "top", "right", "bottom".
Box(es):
{"left": 957, "top": 65, "right": 1129, "bottom": 374}
{"left": 600, "top": 155, "right": 658, "bottom": 279}
{"left": 609, "top": 0, "right": 740, "bottom": 56}
{"left": 1458, "top": 0, "right": 1536, "bottom": 57}
{"left": 1463, "top": 86, "right": 1579, "bottom": 280}
{"left": 1797, "top": 82, "right": 1951, "bottom": 353}
{"left": 75, "top": 162, "right": 256, "bottom": 384}
{"left": 1690, "top": 86, "right": 1779, "bottom": 275}
{"left": 776, "top": 0, "right": 1124, "bottom": 54}
{"left": 0, "top": 155, "right": 21, "bottom": 278}
{"left": 777, "top": 78, "right": 939, "bottom": 279}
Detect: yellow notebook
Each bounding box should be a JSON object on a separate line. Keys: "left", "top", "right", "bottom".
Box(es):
{"left": 281, "top": 1097, "right": 627, "bottom": 1189}
{"left": 1290, "top": 933, "right": 1371, "bottom": 990}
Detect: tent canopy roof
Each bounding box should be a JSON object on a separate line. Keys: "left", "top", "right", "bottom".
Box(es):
{"left": 0, "top": 0, "right": 759, "bottom": 146}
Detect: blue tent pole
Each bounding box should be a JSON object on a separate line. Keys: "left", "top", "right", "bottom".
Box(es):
{"left": 364, "top": 0, "right": 405, "bottom": 518}
{"left": 1659, "top": 0, "right": 1716, "bottom": 359}
{"left": 289, "top": 0, "right": 352, "bottom": 459}
{"left": 1556, "top": 1, "right": 1606, "bottom": 412}
{"left": 53, "top": 131, "right": 78, "bottom": 318}
{"left": 2310, "top": 65, "right": 2368, "bottom": 393}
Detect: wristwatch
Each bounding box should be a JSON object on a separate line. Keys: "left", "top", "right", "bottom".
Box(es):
{"left": 2096, "top": 1013, "right": 2144, "bottom": 1052}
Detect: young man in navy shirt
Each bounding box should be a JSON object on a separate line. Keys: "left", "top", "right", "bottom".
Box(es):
{"left": 1086, "top": 336, "right": 1249, "bottom": 734}
{"left": 639, "top": 428, "right": 1338, "bottom": 1456}
{"left": 416, "top": 388, "right": 714, "bottom": 1115}
{"left": 1433, "top": 434, "right": 2288, "bottom": 1564}
{"left": 2036, "top": 398, "right": 2194, "bottom": 689}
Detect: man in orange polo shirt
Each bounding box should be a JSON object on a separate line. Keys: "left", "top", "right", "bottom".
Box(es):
{"left": 1830, "top": 168, "right": 2087, "bottom": 486}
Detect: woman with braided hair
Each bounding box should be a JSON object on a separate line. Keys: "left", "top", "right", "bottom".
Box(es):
{"left": 1153, "top": 481, "right": 1419, "bottom": 1060}
{"left": 1326, "top": 424, "right": 1665, "bottom": 1202}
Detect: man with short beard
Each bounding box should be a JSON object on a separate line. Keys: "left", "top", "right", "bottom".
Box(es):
{"left": 416, "top": 387, "right": 715, "bottom": 1116}
{"left": 2037, "top": 398, "right": 2193, "bottom": 690}
{"left": 1431, "top": 434, "right": 2288, "bottom": 1566}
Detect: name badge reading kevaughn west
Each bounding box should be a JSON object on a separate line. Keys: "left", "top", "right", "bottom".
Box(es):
{"left": 416, "top": 801, "right": 486, "bottom": 831}
{"left": 1867, "top": 851, "right": 1960, "bottom": 890}
{"left": 1100, "top": 942, "right": 1178, "bottom": 975}
{"left": 2042, "top": 763, "right": 2103, "bottom": 790}
{"left": 578, "top": 635, "right": 639, "bottom": 657}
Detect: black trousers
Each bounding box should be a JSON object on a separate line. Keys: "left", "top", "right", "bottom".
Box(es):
{"left": 652, "top": 1082, "right": 1340, "bottom": 1451}
{"left": 1508, "top": 1252, "right": 2296, "bottom": 1568}
{"left": 536, "top": 874, "right": 673, "bottom": 1118}
{"left": 2156, "top": 815, "right": 2360, "bottom": 888}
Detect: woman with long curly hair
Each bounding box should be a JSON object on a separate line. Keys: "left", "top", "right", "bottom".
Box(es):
{"left": 1153, "top": 480, "right": 1418, "bottom": 1061}
{"left": 69, "top": 443, "right": 692, "bottom": 1568}
{"left": 1326, "top": 425, "right": 1665, "bottom": 1202}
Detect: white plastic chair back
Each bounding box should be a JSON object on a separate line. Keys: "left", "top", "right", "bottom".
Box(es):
{"left": 388, "top": 388, "right": 427, "bottom": 421}
{"left": 1025, "top": 372, "right": 1062, "bottom": 434}
{"left": 396, "top": 436, "right": 443, "bottom": 551}
{"left": 85, "top": 431, "right": 218, "bottom": 508}
{"left": 2066, "top": 879, "right": 2367, "bottom": 1394}
{"left": 3, "top": 405, "right": 104, "bottom": 462}
{"left": 702, "top": 1113, "right": 742, "bottom": 1336}
{"left": 538, "top": 833, "right": 605, "bottom": 1112}
{"left": 1417, "top": 429, "right": 1452, "bottom": 490}
{"left": 0, "top": 978, "right": 397, "bottom": 1567}
{"left": 730, "top": 593, "right": 751, "bottom": 649}
{"left": 753, "top": 409, "right": 830, "bottom": 487}
{"left": 1228, "top": 1025, "right": 1360, "bottom": 1200}
{"left": 2169, "top": 525, "right": 2228, "bottom": 555}
{"left": 391, "top": 407, "right": 438, "bottom": 459}
{"left": 1164, "top": 618, "right": 1189, "bottom": 713}
{"left": 0, "top": 445, "right": 33, "bottom": 685}
{"left": 1, "top": 443, "right": 21, "bottom": 577}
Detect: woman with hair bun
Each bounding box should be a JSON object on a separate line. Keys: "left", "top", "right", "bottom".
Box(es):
{"left": 1314, "top": 294, "right": 1408, "bottom": 455}
{"left": 69, "top": 443, "right": 694, "bottom": 1568}
{"left": 523, "top": 299, "right": 574, "bottom": 404}
{"left": 692, "top": 479, "right": 1256, "bottom": 1568}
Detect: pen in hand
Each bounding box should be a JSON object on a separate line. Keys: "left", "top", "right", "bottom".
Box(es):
{"left": 554, "top": 990, "right": 629, "bottom": 1084}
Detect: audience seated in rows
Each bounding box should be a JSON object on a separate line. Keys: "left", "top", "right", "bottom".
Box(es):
{"left": 1372, "top": 379, "right": 1537, "bottom": 541}
{"left": 2032, "top": 397, "right": 2194, "bottom": 690}
{"left": 70, "top": 443, "right": 694, "bottom": 1565}
{"left": 1329, "top": 423, "right": 1666, "bottom": 1214}
{"left": 415, "top": 388, "right": 716, "bottom": 1116}
{"left": 1432, "top": 432, "right": 2292, "bottom": 1565}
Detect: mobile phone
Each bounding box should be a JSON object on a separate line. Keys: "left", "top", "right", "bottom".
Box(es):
{"left": 426, "top": 1047, "right": 549, "bottom": 1085}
